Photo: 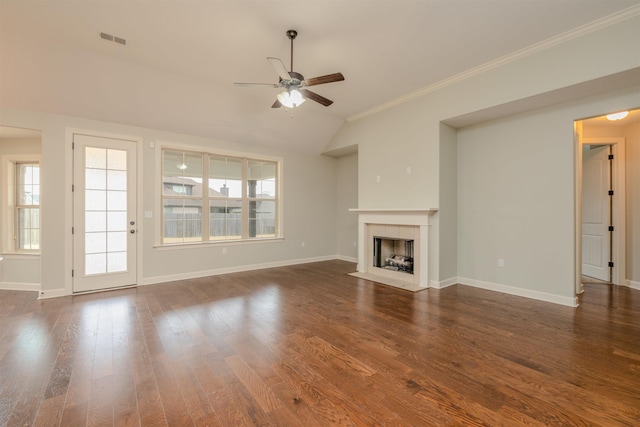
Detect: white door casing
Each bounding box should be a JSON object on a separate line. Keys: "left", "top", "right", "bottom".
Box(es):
{"left": 581, "top": 145, "right": 610, "bottom": 282}
{"left": 73, "top": 134, "right": 137, "bottom": 293}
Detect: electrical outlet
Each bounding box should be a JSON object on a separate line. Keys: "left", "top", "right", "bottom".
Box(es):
{"left": 222, "top": 247, "right": 227, "bottom": 255}
{"left": 301, "top": 241, "right": 305, "bottom": 248}
{"left": 376, "top": 175, "right": 381, "bottom": 183}
{"left": 406, "top": 166, "right": 411, "bottom": 174}
{"left": 498, "top": 259, "right": 504, "bottom": 267}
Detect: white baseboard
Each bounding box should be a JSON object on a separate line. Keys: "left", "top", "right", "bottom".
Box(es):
{"left": 457, "top": 277, "right": 578, "bottom": 307}
{"left": 627, "top": 280, "right": 640, "bottom": 290}
{"left": 38, "top": 288, "right": 66, "bottom": 299}
{"left": 335, "top": 255, "right": 357, "bottom": 263}
{"left": 0, "top": 281, "right": 40, "bottom": 292}
{"left": 140, "top": 255, "right": 338, "bottom": 286}
{"left": 430, "top": 277, "right": 457, "bottom": 289}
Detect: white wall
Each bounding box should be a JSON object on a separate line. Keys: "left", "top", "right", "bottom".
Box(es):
{"left": 326, "top": 13, "right": 640, "bottom": 304}
{"left": 583, "top": 119, "right": 640, "bottom": 285}
{"left": 0, "top": 108, "right": 339, "bottom": 296}
{"left": 438, "top": 123, "right": 457, "bottom": 284}
{"left": 0, "top": 137, "right": 42, "bottom": 290}
{"left": 335, "top": 152, "right": 358, "bottom": 260}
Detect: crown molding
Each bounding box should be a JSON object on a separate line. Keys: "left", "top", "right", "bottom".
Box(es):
{"left": 347, "top": 4, "right": 640, "bottom": 123}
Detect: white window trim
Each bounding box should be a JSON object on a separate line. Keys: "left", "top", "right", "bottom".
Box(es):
{"left": 154, "top": 141, "right": 283, "bottom": 248}
{"left": 1, "top": 154, "right": 42, "bottom": 254}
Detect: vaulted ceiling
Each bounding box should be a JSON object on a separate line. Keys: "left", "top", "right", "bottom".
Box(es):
{"left": 1, "top": 0, "right": 639, "bottom": 153}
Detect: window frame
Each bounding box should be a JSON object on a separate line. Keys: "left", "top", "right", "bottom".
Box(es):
{"left": 156, "top": 143, "right": 282, "bottom": 247}
{"left": 1, "top": 154, "right": 42, "bottom": 254}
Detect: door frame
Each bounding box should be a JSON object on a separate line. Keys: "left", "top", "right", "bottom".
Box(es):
{"left": 575, "top": 135, "right": 626, "bottom": 294}
{"left": 64, "top": 128, "right": 144, "bottom": 296}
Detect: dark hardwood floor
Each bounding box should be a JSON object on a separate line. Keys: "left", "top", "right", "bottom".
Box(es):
{"left": 1, "top": 260, "right": 639, "bottom": 426}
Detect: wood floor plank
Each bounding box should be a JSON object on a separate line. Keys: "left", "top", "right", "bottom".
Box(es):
{"left": 1, "top": 260, "right": 639, "bottom": 426}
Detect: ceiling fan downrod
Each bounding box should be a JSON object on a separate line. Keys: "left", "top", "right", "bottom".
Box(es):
{"left": 286, "top": 30, "right": 297, "bottom": 71}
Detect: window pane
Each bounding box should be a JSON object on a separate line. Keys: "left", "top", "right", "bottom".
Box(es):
{"left": 209, "top": 156, "right": 242, "bottom": 198}
{"left": 17, "top": 164, "right": 40, "bottom": 205}
{"left": 210, "top": 200, "right": 242, "bottom": 240}
{"left": 163, "top": 198, "right": 202, "bottom": 243}
{"left": 163, "top": 151, "right": 203, "bottom": 196}
{"left": 17, "top": 207, "right": 40, "bottom": 250}
{"left": 255, "top": 200, "right": 276, "bottom": 237}
{"left": 247, "top": 160, "right": 276, "bottom": 199}
{"left": 163, "top": 151, "right": 203, "bottom": 178}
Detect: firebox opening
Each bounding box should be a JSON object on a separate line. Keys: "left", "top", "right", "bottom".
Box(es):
{"left": 373, "top": 236, "right": 414, "bottom": 275}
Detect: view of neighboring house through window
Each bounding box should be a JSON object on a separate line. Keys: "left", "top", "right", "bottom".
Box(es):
{"left": 162, "top": 149, "right": 279, "bottom": 244}
{"left": 16, "top": 162, "right": 40, "bottom": 251}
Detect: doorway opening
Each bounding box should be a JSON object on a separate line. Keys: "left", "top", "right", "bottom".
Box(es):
{"left": 576, "top": 107, "right": 639, "bottom": 294}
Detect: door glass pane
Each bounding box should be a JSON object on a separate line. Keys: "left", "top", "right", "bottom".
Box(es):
{"left": 85, "top": 147, "right": 106, "bottom": 169}
{"left": 86, "top": 253, "right": 107, "bottom": 275}
{"left": 107, "top": 170, "right": 126, "bottom": 191}
{"left": 86, "top": 168, "right": 106, "bottom": 190}
{"left": 107, "top": 211, "right": 127, "bottom": 231}
{"left": 86, "top": 190, "right": 106, "bottom": 211}
{"left": 107, "top": 149, "right": 127, "bottom": 170}
{"left": 84, "top": 146, "right": 128, "bottom": 276}
{"left": 85, "top": 232, "right": 106, "bottom": 253}
{"left": 85, "top": 212, "right": 106, "bottom": 232}
{"left": 108, "top": 252, "right": 127, "bottom": 273}
{"left": 107, "top": 191, "right": 127, "bottom": 211}
{"left": 108, "top": 231, "right": 127, "bottom": 252}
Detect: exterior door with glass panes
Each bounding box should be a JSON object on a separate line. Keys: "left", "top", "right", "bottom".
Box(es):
{"left": 73, "top": 134, "right": 137, "bottom": 293}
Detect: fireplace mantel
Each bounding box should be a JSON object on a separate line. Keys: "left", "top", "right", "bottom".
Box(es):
{"left": 349, "top": 208, "right": 438, "bottom": 292}
{"left": 349, "top": 208, "right": 438, "bottom": 214}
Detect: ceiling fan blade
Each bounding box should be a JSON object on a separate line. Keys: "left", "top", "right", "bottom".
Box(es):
{"left": 271, "top": 99, "right": 282, "bottom": 108}
{"left": 299, "top": 88, "right": 333, "bottom": 106}
{"left": 234, "top": 82, "right": 280, "bottom": 87}
{"left": 267, "top": 57, "right": 292, "bottom": 81}
{"left": 304, "top": 73, "right": 345, "bottom": 87}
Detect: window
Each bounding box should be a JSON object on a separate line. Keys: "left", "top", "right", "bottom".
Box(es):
{"left": 15, "top": 162, "right": 40, "bottom": 251}
{"left": 161, "top": 149, "right": 279, "bottom": 245}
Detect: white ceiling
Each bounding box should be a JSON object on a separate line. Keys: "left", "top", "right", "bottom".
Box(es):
{"left": 1, "top": 0, "right": 639, "bottom": 153}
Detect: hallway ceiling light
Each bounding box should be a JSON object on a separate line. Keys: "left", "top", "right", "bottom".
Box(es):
{"left": 606, "top": 111, "right": 629, "bottom": 121}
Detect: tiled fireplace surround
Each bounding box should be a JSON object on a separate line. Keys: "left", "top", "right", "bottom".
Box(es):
{"left": 349, "top": 209, "right": 437, "bottom": 292}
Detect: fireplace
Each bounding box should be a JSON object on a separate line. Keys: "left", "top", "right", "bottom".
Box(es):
{"left": 349, "top": 209, "right": 437, "bottom": 292}
{"left": 373, "top": 237, "right": 414, "bottom": 274}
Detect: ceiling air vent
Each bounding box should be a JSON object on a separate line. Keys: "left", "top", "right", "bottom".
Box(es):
{"left": 99, "top": 32, "right": 126, "bottom": 46}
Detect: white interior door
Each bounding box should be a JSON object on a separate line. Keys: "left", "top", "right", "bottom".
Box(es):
{"left": 73, "top": 134, "right": 137, "bottom": 293}
{"left": 582, "top": 145, "right": 610, "bottom": 281}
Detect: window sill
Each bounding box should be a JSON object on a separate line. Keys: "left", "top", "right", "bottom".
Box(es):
{"left": 0, "top": 252, "right": 41, "bottom": 260}
{"left": 153, "top": 237, "right": 284, "bottom": 251}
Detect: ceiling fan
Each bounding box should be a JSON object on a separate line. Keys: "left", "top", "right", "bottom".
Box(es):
{"left": 234, "top": 30, "right": 345, "bottom": 109}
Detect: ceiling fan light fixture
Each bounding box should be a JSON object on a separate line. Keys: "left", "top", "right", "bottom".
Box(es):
{"left": 606, "top": 111, "right": 629, "bottom": 121}
{"left": 277, "top": 89, "right": 305, "bottom": 108}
